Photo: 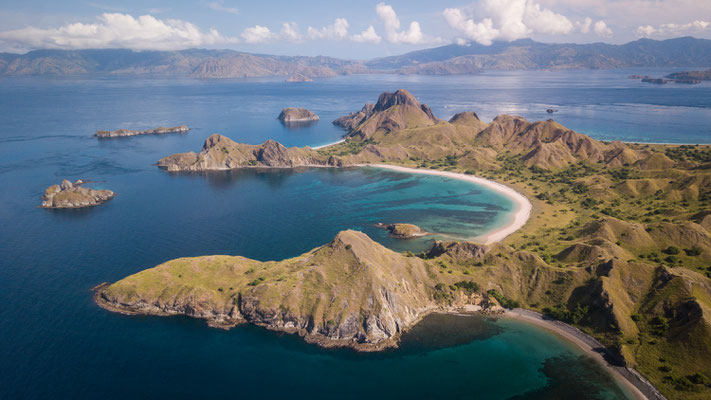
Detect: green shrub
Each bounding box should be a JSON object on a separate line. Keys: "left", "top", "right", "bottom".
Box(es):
{"left": 453, "top": 280, "right": 479, "bottom": 294}
{"left": 684, "top": 247, "right": 702, "bottom": 256}
{"left": 487, "top": 289, "right": 520, "bottom": 309}
{"left": 663, "top": 246, "right": 680, "bottom": 255}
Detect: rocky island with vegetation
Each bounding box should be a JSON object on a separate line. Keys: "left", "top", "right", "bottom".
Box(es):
{"left": 375, "top": 223, "right": 429, "bottom": 238}
{"left": 42, "top": 179, "right": 114, "bottom": 209}
{"left": 277, "top": 108, "right": 319, "bottom": 123}
{"left": 665, "top": 68, "right": 711, "bottom": 83}
{"left": 96, "top": 125, "right": 189, "bottom": 138}
{"left": 98, "top": 89, "right": 711, "bottom": 399}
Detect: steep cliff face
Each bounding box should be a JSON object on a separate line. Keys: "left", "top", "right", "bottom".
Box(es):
{"left": 157, "top": 134, "right": 342, "bottom": 171}
{"left": 96, "top": 230, "right": 489, "bottom": 350}
{"left": 41, "top": 179, "right": 115, "bottom": 209}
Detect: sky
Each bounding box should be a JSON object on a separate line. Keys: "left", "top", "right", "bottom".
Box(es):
{"left": 0, "top": 0, "right": 709, "bottom": 59}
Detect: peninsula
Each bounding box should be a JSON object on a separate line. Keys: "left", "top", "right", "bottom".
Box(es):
{"left": 42, "top": 179, "right": 114, "bottom": 208}
{"left": 100, "top": 89, "right": 711, "bottom": 399}
{"left": 96, "top": 230, "right": 495, "bottom": 351}
{"left": 96, "top": 125, "right": 189, "bottom": 138}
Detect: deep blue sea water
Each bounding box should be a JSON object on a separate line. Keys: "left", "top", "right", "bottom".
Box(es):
{"left": 3, "top": 69, "right": 709, "bottom": 399}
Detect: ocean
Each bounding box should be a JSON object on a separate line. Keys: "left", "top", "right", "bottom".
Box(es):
{"left": 2, "top": 69, "right": 708, "bottom": 399}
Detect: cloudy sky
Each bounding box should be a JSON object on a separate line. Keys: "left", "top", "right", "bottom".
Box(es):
{"left": 0, "top": 0, "right": 709, "bottom": 58}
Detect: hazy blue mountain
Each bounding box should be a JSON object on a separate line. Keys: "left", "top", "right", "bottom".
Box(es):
{"left": 367, "top": 37, "right": 711, "bottom": 74}
{"left": 0, "top": 48, "right": 368, "bottom": 78}
{"left": 1, "top": 37, "right": 710, "bottom": 77}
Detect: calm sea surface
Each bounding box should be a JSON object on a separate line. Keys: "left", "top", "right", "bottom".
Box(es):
{"left": 3, "top": 69, "right": 708, "bottom": 399}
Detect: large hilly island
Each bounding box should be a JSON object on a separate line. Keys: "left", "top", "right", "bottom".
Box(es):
{"left": 367, "top": 36, "right": 711, "bottom": 74}
{"left": 0, "top": 48, "right": 368, "bottom": 78}
{"left": 2, "top": 37, "right": 711, "bottom": 77}
{"left": 104, "top": 89, "right": 711, "bottom": 399}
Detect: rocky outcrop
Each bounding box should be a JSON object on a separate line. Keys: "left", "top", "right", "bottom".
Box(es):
{"left": 95, "top": 230, "right": 490, "bottom": 351}
{"left": 337, "top": 89, "right": 439, "bottom": 140}
{"left": 41, "top": 179, "right": 115, "bottom": 208}
{"left": 332, "top": 103, "right": 375, "bottom": 131}
{"left": 157, "top": 134, "right": 343, "bottom": 172}
{"left": 427, "top": 241, "right": 489, "bottom": 261}
{"left": 277, "top": 108, "right": 319, "bottom": 122}
{"left": 285, "top": 74, "right": 313, "bottom": 82}
{"left": 665, "top": 68, "right": 711, "bottom": 82}
{"left": 96, "top": 125, "right": 189, "bottom": 138}
{"left": 375, "top": 223, "right": 429, "bottom": 238}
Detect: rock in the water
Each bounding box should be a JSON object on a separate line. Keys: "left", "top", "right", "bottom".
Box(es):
{"left": 277, "top": 108, "right": 319, "bottom": 122}
{"left": 286, "top": 74, "right": 313, "bottom": 82}
{"left": 96, "top": 125, "right": 189, "bottom": 138}
{"left": 41, "top": 180, "right": 115, "bottom": 209}
{"left": 375, "top": 223, "right": 429, "bottom": 238}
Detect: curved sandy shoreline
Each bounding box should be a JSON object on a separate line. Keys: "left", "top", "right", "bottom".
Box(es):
{"left": 363, "top": 164, "right": 532, "bottom": 245}
{"left": 311, "top": 139, "right": 346, "bottom": 149}
{"left": 504, "top": 309, "right": 665, "bottom": 400}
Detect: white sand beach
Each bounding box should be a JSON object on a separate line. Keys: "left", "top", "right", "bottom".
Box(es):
{"left": 364, "top": 164, "right": 532, "bottom": 245}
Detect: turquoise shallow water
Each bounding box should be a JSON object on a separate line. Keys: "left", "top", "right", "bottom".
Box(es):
{"left": 0, "top": 71, "right": 694, "bottom": 399}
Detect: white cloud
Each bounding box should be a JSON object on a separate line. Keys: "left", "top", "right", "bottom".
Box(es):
{"left": 522, "top": 1, "right": 573, "bottom": 35}
{"left": 351, "top": 25, "right": 382, "bottom": 43}
{"left": 280, "top": 22, "right": 302, "bottom": 42}
{"left": 444, "top": 8, "right": 499, "bottom": 45}
{"left": 0, "top": 13, "right": 237, "bottom": 51}
{"left": 376, "top": 3, "right": 439, "bottom": 44}
{"left": 593, "top": 20, "right": 613, "bottom": 37}
{"left": 444, "top": 1, "right": 616, "bottom": 45}
{"left": 637, "top": 20, "right": 710, "bottom": 37}
{"left": 576, "top": 17, "right": 592, "bottom": 34}
{"left": 207, "top": 0, "right": 239, "bottom": 15}
{"left": 307, "top": 18, "right": 349, "bottom": 40}
{"left": 241, "top": 25, "right": 275, "bottom": 43}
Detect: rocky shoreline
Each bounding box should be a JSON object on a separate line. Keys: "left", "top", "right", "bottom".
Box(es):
{"left": 94, "top": 282, "right": 502, "bottom": 351}
{"left": 41, "top": 179, "right": 115, "bottom": 209}
{"left": 96, "top": 125, "right": 189, "bottom": 138}
{"left": 277, "top": 108, "right": 319, "bottom": 123}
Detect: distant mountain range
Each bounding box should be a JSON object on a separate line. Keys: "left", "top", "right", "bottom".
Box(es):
{"left": 0, "top": 48, "right": 368, "bottom": 78}
{"left": 368, "top": 36, "right": 711, "bottom": 74}
{"left": 1, "top": 37, "right": 710, "bottom": 77}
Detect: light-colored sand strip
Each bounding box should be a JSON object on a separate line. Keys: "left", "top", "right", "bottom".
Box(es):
{"left": 311, "top": 139, "right": 345, "bottom": 150}
{"left": 362, "top": 164, "right": 532, "bottom": 245}
{"left": 504, "top": 309, "right": 666, "bottom": 400}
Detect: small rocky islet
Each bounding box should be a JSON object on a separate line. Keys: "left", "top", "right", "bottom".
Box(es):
{"left": 41, "top": 179, "right": 114, "bottom": 209}
{"left": 277, "top": 108, "right": 319, "bottom": 123}
{"left": 375, "top": 222, "right": 429, "bottom": 238}
{"left": 95, "top": 125, "right": 189, "bottom": 138}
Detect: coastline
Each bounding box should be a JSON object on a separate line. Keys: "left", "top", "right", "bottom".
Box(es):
{"left": 503, "top": 309, "right": 666, "bottom": 400}
{"left": 362, "top": 164, "right": 532, "bottom": 245}
{"left": 311, "top": 139, "right": 345, "bottom": 150}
